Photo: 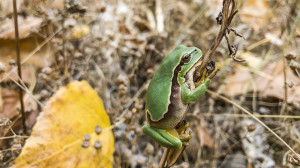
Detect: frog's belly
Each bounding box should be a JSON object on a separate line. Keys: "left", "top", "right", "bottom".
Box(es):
{"left": 147, "top": 71, "right": 190, "bottom": 129}
{"left": 147, "top": 102, "right": 188, "bottom": 129}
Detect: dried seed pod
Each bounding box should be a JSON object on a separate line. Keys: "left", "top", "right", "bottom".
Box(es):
{"left": 287, "top": 154, "right": 300, "bottom": 166}
{"left": 0, "top": 118, "right": 11, "bottom": 126}
{"left": 81, "top": 141, "right": 89, "bottom": 148}
{"left": 118, "top": 84, "right": 128, "bottom": 95}
{"left": 145, "top": 143, "right": 154, "bottom": 155}
{"left": 289, "top": 60, "right": 300, "bottom": 70}
{"left": 74, "top": 51, "right": 83, "bottom": 58}
{"left": 134, "top": 101, "right": 144, "bottom": 110}
{"left": 247, "top": 124, "right": 256, "bottom": 132}
{"left": 134, "top": 126, "right": 142, "bottom": 134}
{"left": 95, "top": 124, "right": 102, "bottom": 135}
{"left": 40, "top": 89, "right": 50, "bottom": 97}
{"left": 13, "top": 137, "right": 23, "bottom": 144}
{"left": 42, "top": 67, "right": 52, "bottom": 75}
{"left": 84, "top": 133, "right": 91, "bottom": 141}
{"left": 132, "top": 107, "right": 137, "bottom": 113}
{"left": 117, "top": 74, "right": 128, "bottom": 85}
{"left": 285, "top": 53, "right": 296, "bottom": 61}
{"left": 94, "top": 140, "right": 102, "bottom": 150}
{"left": 146, "top": 68, "right": 154, "bottom": 76}
{"left": 39, "top": 73, "right": 48, "bottom": 81}
{"left": 8, "top": 59, "right": 16, "bottom": 66}
{"left": 124, "top": 111, "right": 132, "bottom": 120}
{"left": 11, "top": 144, "right": 22, "bottom": 154}
{"left": 0, "top": 62, "right": 5, "bottom": 74}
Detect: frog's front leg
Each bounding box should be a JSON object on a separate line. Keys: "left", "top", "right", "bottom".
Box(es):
{"left": 181, "top": 78, "right": 210, "bottom": 104}
{"left": 142, "top": 125, "right": 182, "bottom": 150}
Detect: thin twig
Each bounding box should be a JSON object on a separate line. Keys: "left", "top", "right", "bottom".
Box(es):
{"left": 159, "top": 148, "right": 170, "bottom": 168}
{"left": 280, "top": 58, "right": 288, "bottom": 115}
{"left": 13, "top": 0, "right": 27, "bottom": 134}
{"left": 207, "top": 89, "right": 300, "bottom": 160}
{"left": 192, "top": 113, "right": 300, "bottom": 119}
{"left": 194, "top": 0, "right": 241, "bottom": 83}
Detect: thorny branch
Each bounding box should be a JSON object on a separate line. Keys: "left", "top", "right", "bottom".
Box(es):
{"left": 194, "top": 0, "right": 244, "bottom": 83}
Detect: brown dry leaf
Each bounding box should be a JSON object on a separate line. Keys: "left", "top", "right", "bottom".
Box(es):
{"left": 197, "top": 127, "right": 213, "bottom": 148}
{"left": 0, "top": 0, "right": 24, "bottom": 16}
{"left": 255, "top": 60, "right": 300, "bottom": 103}
{"left": 11, "top": 81, "right": 114, "bottom": 168}
{"left": 0, "top": 16, "right": 42, "bottom": 39}
{"left": 1, "top": 64, "right": 36, "bottom": 84}
{"left": 0, "top": 65, "right": 37, "bottom": 147}
{"left": 219, "top": 65, "right": 253, "bottom": 97}
{"left": 240, "top": 0, "right": 271, "bottom": 31}
{"left": 220, "top": 60, "right": 300, "bottom": 103}
{"left": 0, "top": 88, "right": 38, "bottom": 123}
{"left": 0, "top": 37, "right": 53, "bottom": 68}
{"left": 0, "top": 65, "right": 37, "bottom": 124}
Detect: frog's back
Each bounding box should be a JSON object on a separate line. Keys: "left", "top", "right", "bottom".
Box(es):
{"left": 146, "top": 45, "right": 186, "bottom": 121}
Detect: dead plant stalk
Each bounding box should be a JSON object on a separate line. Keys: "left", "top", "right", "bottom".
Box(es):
{"left": 13, "top": 0, "right": 27, "bottom": 134}
{"left": 194, "top": 0, "right": 239, "bottom": 83}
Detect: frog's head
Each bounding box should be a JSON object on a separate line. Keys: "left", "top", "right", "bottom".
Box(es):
{"left": 176, "top": 46, "right": 202, "bottom": 84}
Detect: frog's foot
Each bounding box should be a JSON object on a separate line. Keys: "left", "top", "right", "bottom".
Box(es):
{"left": 196, "top": 61, "right": 222, "bottom": 86}
{"left": 142, "top": 125, "right": 182, "bottom": 150}
{"left": 180, "top": 127, "right": 192, "bottom": 145}
{"left": 176, "top": 120, "right": 192, "bottom": 144}
{"left": 163, "top": 122, "right": 192, "bottom": 167}
{"left": 175, "top": 120, "right": 189, "bottom": 132}
{"left": 207, "top": 61, "right": 221, "bottom": 79}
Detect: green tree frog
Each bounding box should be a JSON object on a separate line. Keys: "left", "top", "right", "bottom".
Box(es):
{"left": 142, "top": 45, "right": 219, "bottom": 150}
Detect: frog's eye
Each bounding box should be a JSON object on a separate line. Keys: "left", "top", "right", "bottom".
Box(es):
{"left": 182, "top": 54, "right": 191, "bottom": 63}
{"left": 184, "top": 55, "right": 190, "bottom": 59}
{"left": 182, "top": 49, "right": 197, "bottom": 63}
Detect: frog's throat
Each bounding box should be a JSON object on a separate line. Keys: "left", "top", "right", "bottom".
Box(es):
{"left": 177, "top": 63, "right": 197, "bottom": 85}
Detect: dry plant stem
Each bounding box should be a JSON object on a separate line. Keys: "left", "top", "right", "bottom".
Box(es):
{"left": 207, "top": 90, "right": 300, "bottom": 160}
{"left": 198, "top": 113, "right": 300, "bottom": 119}
{"left": 13, "top": 0, "right": 27, "bottom": 135}
{"left": 194, "top": 0, "right": 238, "bottom": 82}
{"left": 280, "top": 59, "right": 288, "bottom": 115}
{"left": 159, "top": 148, "right": 170, "bottom": 168}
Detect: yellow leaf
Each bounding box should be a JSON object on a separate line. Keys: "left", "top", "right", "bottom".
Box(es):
{"left": 11, "top": 81, "right": 114, "bottom": 168}
{"left": 240, "top": 0, "right": 270, "bottom": 31}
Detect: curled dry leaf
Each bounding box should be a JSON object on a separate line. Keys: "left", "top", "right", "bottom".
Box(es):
{"left": 0, "top": 16, "right": 42, "bottom": 39}
{"left": 219, "top": 65, "right": 253, "bottom": 97}
{"left": 220, "top": 60, "right": 300, "bottom": 103}
{"left": 197, "top": 127, "right": 213, "bottom": 148}
{"left": 255, "top": 60, "right": 300, "bottom": 103}
{"left": 240, "top": 0, "right": 270, "bottom": 31}
{"left": 11, "top": 81, "right": 114, "bottom": 168}
{"left": 0, "top": 0, "right": 24, "bottom": 16}
{"left": 0, "top": 37, "right": 53, "bottom": 68}
{"left": 0, "top": 65, "right": 37, "bottom": 130}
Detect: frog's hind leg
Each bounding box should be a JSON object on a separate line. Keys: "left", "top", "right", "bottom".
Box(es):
{"left": 142, "top": 125, "right": 182, "bottom": 150}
